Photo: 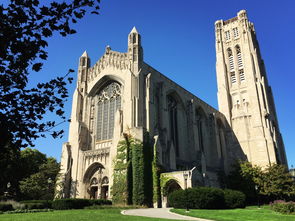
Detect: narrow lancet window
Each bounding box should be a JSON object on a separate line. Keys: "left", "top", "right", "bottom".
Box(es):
{"left": 167, "top": 95, "right": 179, "bottom": 156}
{"left": 228, "top": 48, "right": 234, "bottom": 71}
{"left": 236, "top": 45, "right": 243, "bottom": 69}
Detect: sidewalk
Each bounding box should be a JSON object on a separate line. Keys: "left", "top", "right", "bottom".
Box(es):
{"left": 122, "top": 208, "right": 213, "bottom": 221}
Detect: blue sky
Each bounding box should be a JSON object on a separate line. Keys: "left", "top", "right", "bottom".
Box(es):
{"left": 29, "top": 0, "right": 295, "bottom": 167}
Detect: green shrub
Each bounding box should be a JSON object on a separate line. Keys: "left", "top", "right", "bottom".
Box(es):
{"left": 52, "top": 199, "right": 92, "bottom": 210}
{"left": 51, "top": 199, "right": 111, "bottom": 210}
{"left": 224, "top": 189, "right": 246, "bottom": 209}
{"left": 168, "top": 187, "right": 225, "bottom": 209}
{"left": 20, "top": 200, "right": 52, "bottom": 209}
{"left": 4, "top": 209, "right": 53, "bottom": 214}
{"left": 90, "top": 199, "right": 112, "bottom": 205}
{"left": 271, "top": 200, "right": 295, "bottom": 214}
{"left": 0, "top": 203, "right": 13, "bottom": 211}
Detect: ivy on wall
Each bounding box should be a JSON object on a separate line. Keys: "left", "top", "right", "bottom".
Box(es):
{"left": 111, "top": 139, "right": 129, "bottom": 204}
{"left": 152, "top": 142, "right": 162, "bottom": 207}
{"left": 111, "top": 131, "right": 153, "bottom": 206}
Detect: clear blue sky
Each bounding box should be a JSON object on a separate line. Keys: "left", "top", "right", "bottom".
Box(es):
{"left": 29, "top": 0, "right": 295, "bottom": 167}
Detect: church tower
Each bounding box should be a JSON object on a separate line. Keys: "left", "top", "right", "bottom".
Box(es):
{"left": 215, "top": 10, "right": 287, "bottom": 167}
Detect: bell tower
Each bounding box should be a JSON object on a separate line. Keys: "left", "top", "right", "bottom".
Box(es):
{"left": 215, "top": 10, "right": 287, "bottom": 167}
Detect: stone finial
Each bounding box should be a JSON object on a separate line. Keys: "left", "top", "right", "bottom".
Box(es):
{"left": 81, "top": 50, "right": 89, "bottom": 57}
{"left": 130, "top": 26, "right": 139, "bottom": 34}
{"left": 238, "top": 9, "right": 247, "bottom": 19}
{"left": 105, "top": 45, "right": 111, "bottom": 54}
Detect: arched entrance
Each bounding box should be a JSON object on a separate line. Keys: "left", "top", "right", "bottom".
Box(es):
{"left": 162, "top": 179, "right": 181, "bottom": 207}
{"left": 83, "top": 162, "right": 109, "bottom": 199}
{"left": 100, "top": 176, "right": 109, "bottom": 200}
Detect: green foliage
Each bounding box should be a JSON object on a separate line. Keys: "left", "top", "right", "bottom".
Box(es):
{"left": 271, "top": 201, "right": 295, "bottom": 215}
{"left": 226, "top": 161, "right": 257, "bottom": 203}
{"left": 227, "top": 161, "right": 295, "bottom": 202}
{"left": 168, "top": 187, "right": 225, "bottom": 209}
{"left": 142, "top": 132, "right": 153, "bottom": 207}
{"left": 112, "top": 132, "right": 153, "bottom": 206}
{"left": 0, "top": 203, "right": 13, "bottom": 211}
{"left": 19, "top": 155, "right": 60, "bottom": 200}
{"left": 160, "top": 175, "right": 175, "bottom": 196}
{"left": 111, "top": 139, "right": 129, "bottom": 204}
{"left": 52, "top": 199, "right": 111, "bottom": 210}
{"left": 0, "top": 0, "right": 101, "bottom": 149}
{"left": 52, "top": 199, "right": 91, "bottom": 210}
{"left": 131, "top": 138, "right": 145, "bottom": 205}
{"left": 4, "top": 209, "right": 53, "bottom": 214}
{"left": 152, "top": 145, "right": 162, "bottom": 206}
{"left": 224, "top": 189, "right": 246, "bottom": 209}
{"left": 20, "top": 200, "right": 53, "bottom": 209}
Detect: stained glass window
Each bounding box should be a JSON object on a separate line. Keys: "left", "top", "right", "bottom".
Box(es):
{"left": 96, "top": 82, "right": 122, "bottom": 141}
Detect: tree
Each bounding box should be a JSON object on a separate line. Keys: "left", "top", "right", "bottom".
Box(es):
{"left": 0, "top": 0, "right": 100, "bottom": 197}
{"left": 19, "top": 154, "right": 60, "bottom": 200}
{"left": 0, "top": 0, "right": 100, "bottom": 149}
{"left": 227, "top": 161, "right": 295, "bottom": 202}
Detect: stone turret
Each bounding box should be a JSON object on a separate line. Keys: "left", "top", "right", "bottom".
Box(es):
{"left": 128, "top": 27, "right": 143, "bottom": 73}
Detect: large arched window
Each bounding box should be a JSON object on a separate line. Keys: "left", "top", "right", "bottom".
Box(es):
{"left": 167, "top": 95, "right": 179, "bottom": 157}
{"left": 96, "top": 82, "right": 122, "bottom": 141}
{"left": 195, "top": 108, "right": 206, "bottom": 153}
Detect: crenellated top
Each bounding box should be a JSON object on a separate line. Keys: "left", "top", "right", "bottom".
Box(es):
{"left": 87, "top": 47, "right": 131, "bottom": 84}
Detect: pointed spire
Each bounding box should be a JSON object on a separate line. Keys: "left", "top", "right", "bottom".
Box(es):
{"left": 130, "top": 26, "right": 139, "bottom": 34}
{"left": 81, "top": 50, "right": 88, "bottom": 57}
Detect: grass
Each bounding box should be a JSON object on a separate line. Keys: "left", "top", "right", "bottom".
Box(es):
{"left": 171, "top": 205, "right": 295, "bottom": 221}
{"left": 0, "top": 208, "right": 172, "bottom": 221}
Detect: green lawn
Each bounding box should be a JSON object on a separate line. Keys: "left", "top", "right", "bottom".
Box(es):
{"left": 171, "top": 206, "right": 295, "bottom": 221}
{"left": 0, "top": 209, "right": 171, "bottom": 221}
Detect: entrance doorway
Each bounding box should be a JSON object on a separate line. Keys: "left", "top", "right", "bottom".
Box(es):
{"left": 101, "top": 185, "right": 109, "bottom": 199}
{"left": 90, "top": 186, "right": 98, "bottom": 199}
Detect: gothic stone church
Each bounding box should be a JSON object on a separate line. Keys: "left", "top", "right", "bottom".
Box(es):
{"left": 59, "top": 10, "right": 287, "bottom": 206}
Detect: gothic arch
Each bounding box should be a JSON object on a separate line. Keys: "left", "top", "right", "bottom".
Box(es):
{"left": 195, "top": 106, "right": 208, "bottom": 153}
{"left": 163, "top": 179, "right": 181, "bottom": 197}
{"left": 83, "top": 162, "right": 105, "bottom": 183}
{"left": 88, "top": 75, "right": 125, "bottom": 96}
{"left": 166, "top": 91, "right": 187, "bottom": 159}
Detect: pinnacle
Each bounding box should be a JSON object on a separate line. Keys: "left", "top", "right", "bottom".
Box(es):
{"left": 130, "top": 26, "right": 139, "bottom": 34}
{"left": 81, "top": 50, "right": 88, "bottom": 57}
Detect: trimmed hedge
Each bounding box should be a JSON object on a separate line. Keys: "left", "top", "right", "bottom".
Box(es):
{"left": 168, "top": 187, "right": 246, "bottom": 209}
{"left": 271, "top": 200, "right": 295, "bottom": 214}
{"left": 52, "top": 199, "right": 112, "bottom": 210}
{"left": 0, "top": 203, "right": 13, "bottom": 211}
{"left": 224, "top": 189, "right": 246, "bottom": 208}
{"left": 20, "top": 200, "right": 53, "bottom": 209}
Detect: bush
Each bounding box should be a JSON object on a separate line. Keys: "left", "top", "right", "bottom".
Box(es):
{"left": 52, "top": 199, "right": 91, "bottom": 210}
{"left": 20, "top": 200, "right": 52, "bottom": 209}
{"left": 4, "top": 209, "right": 53, "bottom": 214}
{"left": 224, "top": 189, "right": 246, "bottom": 209}
{"left": 168, "top": 187, "right": 225, "bottom": 209}
{"left": 90, "top": 199, "right": 112, "bottom": 205}
{"left": 0, "top": 203, "right": 13, "bottom": 211}
{"left": 271, "top": 200, "right": 295, "bottom": 214}
{"left": 51, "top": 199, "right": 111, "bottom": 210}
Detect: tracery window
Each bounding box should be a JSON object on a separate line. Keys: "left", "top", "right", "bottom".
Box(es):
{"left": 167, "top": 95, "right": 179, "bottom": 157}
{"left": 96, "top": 82, "right": 122, "bottom": 141}
{"left": 236, "top": 45, "right": 243, "bottom": 69}
{"left": 228, "top": 48, "right": 234, "bottom": 71}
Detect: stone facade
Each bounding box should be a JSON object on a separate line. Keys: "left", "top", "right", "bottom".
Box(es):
{"left": 215, "top": 10, "right": 287, "bottom": 167}
{"left": 59, "top": 11, "right": 287, "bottom": 204}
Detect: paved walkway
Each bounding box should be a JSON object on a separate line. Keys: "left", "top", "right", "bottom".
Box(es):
{"left": 122, "top": 208, "right": 213, "bottom": 221}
